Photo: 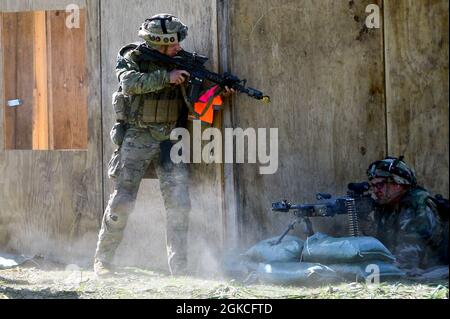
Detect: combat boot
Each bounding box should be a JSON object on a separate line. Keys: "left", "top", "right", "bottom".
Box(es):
{"left": 93, "top": 259, "right": 113, "bottom": 278}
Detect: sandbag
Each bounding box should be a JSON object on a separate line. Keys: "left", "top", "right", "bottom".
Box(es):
{"left": 327, "top": 262, "right": 406, "bottom": 282}
{"left": 255, "top": 262, "right": 341, "bottom": 286}
{"left": 243, "top": 235, "right": 304, "bottom": 263}
{"left": 302, "top": 233, "right": 396, "bottom": 264}
{"left": 417, "top": 266, "right": 449, "bottom": 281}
{"left": 0, "top": 252, "right": 33, "bottom": 270}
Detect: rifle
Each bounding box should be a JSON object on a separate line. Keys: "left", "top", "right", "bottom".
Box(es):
{"left": 134, "top": 44, "right": 271, "bottom": 105}
{"left": 271, "top": 182, "right": 375, "bottom": 245}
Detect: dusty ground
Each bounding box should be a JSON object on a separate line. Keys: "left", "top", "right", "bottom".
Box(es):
{"left": 0, "top": 259, "right": 448, "bottom": 299}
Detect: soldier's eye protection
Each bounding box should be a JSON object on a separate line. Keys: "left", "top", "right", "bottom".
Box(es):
{"left": 370, "top": 181, "right": 390, "bottom": 189}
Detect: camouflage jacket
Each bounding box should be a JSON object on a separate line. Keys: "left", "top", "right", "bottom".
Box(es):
{"left": 115, "top": 43, "right": 186, "bottom": 140}
{"left": 116, "top": 44, "right": 170, "bottom": 94}
{"left": 373, "top": 186, "right": 446, "bottom": 271}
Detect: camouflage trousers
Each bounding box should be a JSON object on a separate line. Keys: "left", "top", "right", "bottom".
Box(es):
{"left": 94, "top": 127, "right": 191, "bottom": 274}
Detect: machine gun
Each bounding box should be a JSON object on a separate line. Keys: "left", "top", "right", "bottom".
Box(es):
{"left": 135, "top": 44, "right": 271, "bottom": 104}
{"left": 271, "top": 182, "right": 375, "bottom": 245}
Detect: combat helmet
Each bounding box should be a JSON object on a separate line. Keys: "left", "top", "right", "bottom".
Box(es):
{"left": 138, "top": 13, "right": 188, "bottom": 46}
{"left": 367, "top": 156, "right": 417, "bottom": 186}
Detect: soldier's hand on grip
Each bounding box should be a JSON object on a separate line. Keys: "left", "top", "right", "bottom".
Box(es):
{"left": 170, "top": 69, "right": 190, "bottom": 85}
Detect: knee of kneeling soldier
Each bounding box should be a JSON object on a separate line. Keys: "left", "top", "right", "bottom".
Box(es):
{"left": 105, "top": 211, "right": 128, "bottom": 231}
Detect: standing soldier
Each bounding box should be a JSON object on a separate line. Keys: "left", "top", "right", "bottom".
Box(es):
{"left": 94, "top": 14, "right": 203, "bottom": 277}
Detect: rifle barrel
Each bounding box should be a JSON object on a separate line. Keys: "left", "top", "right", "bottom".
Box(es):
{"left": 137, "top": 45, "right": 270, "bottom": 102}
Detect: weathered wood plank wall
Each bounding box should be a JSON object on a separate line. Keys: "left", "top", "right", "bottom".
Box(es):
{"left": 384, "top": 0, "right": 449, "bottom": 197}
{"left": 0, "top": 0, "right": 102, "bottom": 264}
{"left": 0, "top": 0, "right": 447, "bottom": 269}
{"left": 100, "top": 0, "right": 224, "bottom": 273}
{"left": 226, "top": 0, "right": 449, "bottom": 248}
{"left": 227, "top": 0, "right": 387, "bottom": 247}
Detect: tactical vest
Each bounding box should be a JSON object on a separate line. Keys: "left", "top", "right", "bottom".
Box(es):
{"left": 122, "top": 44, "right": 184, "bottom": 127}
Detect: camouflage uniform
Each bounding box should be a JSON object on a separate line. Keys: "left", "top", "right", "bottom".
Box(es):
{"left": 366, "top": 157, "right": 447, "bottom": 272}
{"left": 373, "top": 186, "right": 445, "bottom": 271}
{"left": 94, "top": 41, "right": 191, "bottom": 275}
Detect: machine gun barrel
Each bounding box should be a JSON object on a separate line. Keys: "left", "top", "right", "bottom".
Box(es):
{"left": 271, "top": 200, "right": 333, "bottom": 217}
{"left": 271, "top": 183, "right": 375, "bottom": 240}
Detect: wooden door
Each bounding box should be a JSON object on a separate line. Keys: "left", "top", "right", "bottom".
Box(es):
{"left": 0, "top": 0, "right": 102, "bottom": 265}
{"left": 2, "top": 10, "right": 87, "bottom": 150}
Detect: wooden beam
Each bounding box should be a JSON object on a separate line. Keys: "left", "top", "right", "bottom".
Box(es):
{"left": 32, "top": 11, "right": 49, "bottom": 150}
{"left": 1, "top": 13, "right": 18, "bottom": 149}
{"left": 0, "top": 13, "right": 4, "bottom": 150}
{"left": 46, "top": 11, "right": 55, "bottom": 150}
{"left": 15, "top": 12, "right": 35, "bottom": 149}
{"left": 217, "top": 0, "right": 238, "bottom": 250}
